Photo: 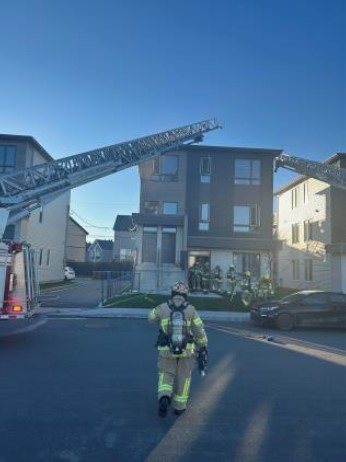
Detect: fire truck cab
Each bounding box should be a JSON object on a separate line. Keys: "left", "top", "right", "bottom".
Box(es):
{"left": 0, "top": 240, "right": 44, "bottom": 336}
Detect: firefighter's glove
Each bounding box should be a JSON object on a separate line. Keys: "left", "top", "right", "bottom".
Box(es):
{"left": 199, "top": 346, "right": 208, "bottom": 356}
{"left": 197, "top": 347, "right": 208, "bottom": 376}
{"left": 155, "top": 329, "right": 169, "bottom": 347}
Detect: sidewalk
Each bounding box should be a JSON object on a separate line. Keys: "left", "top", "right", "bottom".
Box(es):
{"left": 38, "top": 306, "right": 250, "bottom": 322}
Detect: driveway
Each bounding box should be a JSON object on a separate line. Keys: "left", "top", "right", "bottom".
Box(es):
{"left": 39, "top": 277, "right": 103, "bottom": 308}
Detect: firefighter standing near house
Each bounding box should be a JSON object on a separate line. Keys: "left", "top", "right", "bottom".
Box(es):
{"left": 148, "top": 281, "right": 208, "bottom": 417}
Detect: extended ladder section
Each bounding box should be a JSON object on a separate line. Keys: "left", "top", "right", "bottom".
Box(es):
{"left": 0, "top": 119, "right": 221, "bottom": 225}
{"left": 274, "top": 152, "right": 346, "bottom": 191}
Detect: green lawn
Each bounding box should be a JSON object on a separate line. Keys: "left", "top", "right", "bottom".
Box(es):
{"left": 103, "top": 287, "right": 297, "bottom": 311}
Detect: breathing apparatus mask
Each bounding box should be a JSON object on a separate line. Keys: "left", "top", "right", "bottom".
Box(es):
{"left": 171, "top": 281, "right": 189, "bottom": 308}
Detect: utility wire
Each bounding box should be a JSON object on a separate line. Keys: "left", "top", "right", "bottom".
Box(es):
{"left": 70, "top": 209, "right": 113, "bottom": 230}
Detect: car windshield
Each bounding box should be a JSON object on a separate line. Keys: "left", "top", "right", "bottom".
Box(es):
{"left": 281, "top": 293, "right": 306, "bottom": 303}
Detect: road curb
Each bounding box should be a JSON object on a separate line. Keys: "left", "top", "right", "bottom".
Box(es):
{"left": 38, "top": 307, "right": 250, "bottom": 322}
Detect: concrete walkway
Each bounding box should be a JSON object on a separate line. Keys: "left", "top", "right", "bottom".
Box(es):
{"left": 38, "top": 306, "right": 250, "bottom": 322}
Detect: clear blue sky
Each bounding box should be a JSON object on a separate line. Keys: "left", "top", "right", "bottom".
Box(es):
{"left": 1, "top": 0, "right": 345, "bottom": 241}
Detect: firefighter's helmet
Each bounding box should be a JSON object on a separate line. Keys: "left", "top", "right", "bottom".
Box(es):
{"left": 171, "top": 281, "right": 189, "bottom": 300}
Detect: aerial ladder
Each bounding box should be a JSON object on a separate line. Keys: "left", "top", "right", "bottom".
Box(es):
{"left": 0, "top": 119, "right": 221, "bottom": 327}
{"left": 274, "top": 152, "right": 346, "bottom": 190}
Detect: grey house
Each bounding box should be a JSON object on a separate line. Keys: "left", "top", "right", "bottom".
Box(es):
{"left": 113, "top": 215, "right": 136, "bottom": 262}
{"left": 66, "top": 216, "right": 89, "bottom": 263}
{"left": 87, "top": 239, "right": 114, "bottom": 262}
{"left": 132, "top": 144, "right": 281, "bottom": 291}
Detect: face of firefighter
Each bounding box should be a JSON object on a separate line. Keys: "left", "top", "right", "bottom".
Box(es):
{"left": 172, "top": 294, "right": 185, "bottom": 308}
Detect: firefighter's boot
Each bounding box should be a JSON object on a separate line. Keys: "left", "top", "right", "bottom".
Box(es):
{"left": 158, "top": 396, "right": 170, "bottom": 418}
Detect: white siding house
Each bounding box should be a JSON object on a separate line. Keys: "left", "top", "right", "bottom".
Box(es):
{"left": 1, "top": 134, "right": 71, "bottom": 283}
{"left": 276, "top": 178, "right": 332, "bottom": 291}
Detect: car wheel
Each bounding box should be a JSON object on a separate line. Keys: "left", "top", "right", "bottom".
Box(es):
{"left": 276, "top": 313, "right": 294, "bottom": 330}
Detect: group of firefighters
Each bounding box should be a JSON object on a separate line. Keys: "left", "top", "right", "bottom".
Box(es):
{"left": 188, "top": 261, "right": 250, "bottom": 293}
{"left": 188, "top": 261, "right": 273, "bottom": 297}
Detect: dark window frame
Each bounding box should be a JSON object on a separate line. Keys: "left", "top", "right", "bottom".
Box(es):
{"left": 199, "top": 203, "right": 210, "bottom": 231}
{"left": 304, "top": 220, "right": 313, "bottom": 241}
{"left": 292, "top": 223, "right": 300, "bottom": 244}
{"left": 151, "top": 155, "right": 178, "bottom": 182}
{"left": 233, "top": 205, "right": 260, "bottom": 233}
{"left": 143, "top": 201, "right": 159, "bottom": 214}
{"left": 234, "top": 159, "right": 261, "bottom": 185}
{"left": 142, "top": 227, "right": 157, "bottom": 263}
{"left": 0, "top": 144, "right": 16, "bottom": 173}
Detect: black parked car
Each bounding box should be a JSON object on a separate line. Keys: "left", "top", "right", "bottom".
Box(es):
{"left": 250, "top": 290, "right": 346, "bottom": 330}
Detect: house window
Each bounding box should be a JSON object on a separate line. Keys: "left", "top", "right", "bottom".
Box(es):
{"left": 304, "top": 259, "right": 313, "bottom": 281}
{"left": 233, "top": 205, "right": 260, "bottom": 232}
{"left": 304, "top": 220, "right": 313, "bottom": 241}
{"left": 142, "top": 227, "right": 157, "bottom": 263}
{"left": 162, "top": 156, "right": 178, "bottom": 175}
{"left": 152, "top": 155, "right": 178, "bottom": 181}
{"left": 233, "top": 253, "right": 261, "bottom": 279}
{"left": 292, "top": 223, "right": 300, "bottom": 244}
{"left": 291, "top": 187, "right": 299, "bottom": 209}
{"left": 39, "top": 249, "right": 43, "bottom": 266}
{"left": 234, "top": 159, "right": 260, "bottom": 185}
{"left": 303, "top": 182, "right": 309, "bottom": 205}
{"left": 39, "top": 207, "right": 43, "bottom": 223}
{"left": 200, "top": 157, "right": 211, "bottom": 183}
{"left": 163, "top": 202, "right": 178, "bottom": 215}
{"left": 46, "top": 249, "right": 50, "bottom": 265}
{"left": 144, "top": 201, "right": 159, "bottom": 214}
{"left": 292, "top": 260, "right": 300, "bottom": 280}
{"left": 199, "top": 203, "right": 210, "bottom": 231}
{"left": 0, "top": 145, "right": 16, "bottom": 173}
{"left": 161, "top": 227, "right": 176, "bottom": 264}
{"left": 153, "top": 157, "right": 160, "bottom": 175}
{"left": 120, "top": 248, "right": 133, "bottom": 261}
{"left": 3, "top": 224, "right": 15, "bottom": 240}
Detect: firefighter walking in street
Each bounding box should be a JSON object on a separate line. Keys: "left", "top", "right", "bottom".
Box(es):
{"left": 148, "top": 281, "right": 208, "bottom": 417}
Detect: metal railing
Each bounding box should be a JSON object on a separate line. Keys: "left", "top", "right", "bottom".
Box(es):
{"left": 93, "top": 271, "right": 133, "bottom": 304}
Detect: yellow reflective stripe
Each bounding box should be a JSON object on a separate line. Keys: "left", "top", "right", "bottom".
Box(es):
{"left": 157, "top": 346, "right": 170, "bottom": 351}
{"left": 158, "top": 372, "right": 172, "bottom": 393}
{"left": 158, "top": 373, "right": 164, "bottom": 387}
{"left": 160, "top": 319, "right": 170, "bottom": 332}
{"left": 193, "top": 317, "right": 203, "bottom": 326}
{"left": 173, "top": 395, "right": 188, "bottom": 403}
{"left": 182, "top": 378, "right": 191, "bottom": 397}
{"left": 159, "top": 385, "right": 172, "bottom": 392}
{"left": 173, "top": 378, "right": 191, "bottom": 403}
